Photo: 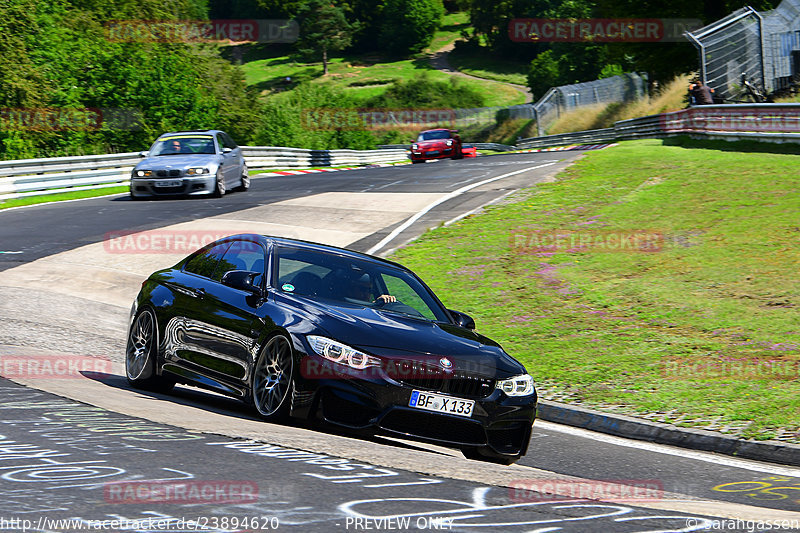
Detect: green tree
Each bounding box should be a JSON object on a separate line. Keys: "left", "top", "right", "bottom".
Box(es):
{"left": 379, "top": 0, "right": 444, "bottom": 55}
{"left": 527, "top": 50, "right": 560, "bottom": 100}
{"left": 297, "top": 0, "right": 358, "bottom": 75}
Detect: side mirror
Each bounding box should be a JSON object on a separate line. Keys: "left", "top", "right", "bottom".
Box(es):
{"left": 139, "top": 151, "right": 148, "bottom": 157}
{"left": 221, "top": 270, "right": 262, "bottom": 296}
{"left": 449, "top": 309, "right": 475, "bottom": 330}
{"left": 222, "top": 147, "right": 233, "bottom": 154}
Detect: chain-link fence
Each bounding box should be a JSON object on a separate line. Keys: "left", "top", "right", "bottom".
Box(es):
{"left": 763, "top": 0, "right": 800, "bottom": 92}
{"left": 531, "top": 73, "right": 647, "bottom": 135}
{"left": 452, "top": 104, "right": 535, "bottom": 129}
{"left": 687, "top": 0, "right": 800, "bottom": 101}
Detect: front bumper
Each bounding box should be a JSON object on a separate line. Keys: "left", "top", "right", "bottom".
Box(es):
{"left": 297, "top": 355, "right": 537, "bottom": 458}
{"left": 410, "top": 147, "right": 455, "bottom": 161}
{"left": 130, "top": 176, "right": 216, "bottom": 197}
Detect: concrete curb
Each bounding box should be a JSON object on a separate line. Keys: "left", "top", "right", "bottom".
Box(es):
{"left": 537, "top": 399, "right": 800, "bottom": 467}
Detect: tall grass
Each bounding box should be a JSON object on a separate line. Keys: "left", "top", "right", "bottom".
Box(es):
{"left": 547, "top": 74, "right": 692, "bottom": 135}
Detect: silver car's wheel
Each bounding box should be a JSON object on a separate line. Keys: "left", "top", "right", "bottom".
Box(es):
{"left": 126, "top": 308, "right": 174, "bottom": 392}
{"left": 251, "top": 335, "right": 293, "bottom": 420}
{"left": 213, "top": 170, "right": 226, "bottom": 197}
{"left": 235, "top": 168, "right": 250, "bottom": 192}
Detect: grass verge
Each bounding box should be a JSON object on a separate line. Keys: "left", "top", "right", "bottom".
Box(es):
{"left": 391, "top": 138, "right": 800, "bottom": 441}
{"left": 447, "top": 44, "right": 529, "bottom": 86}
{"left": 0, "top": 186, "right": 129, "bottom": 210}
{"left": 425, "top": 12, "right": 471, "bottom": 53}
{"left": 242, "top": 55, "right": 524, "bottom": 107}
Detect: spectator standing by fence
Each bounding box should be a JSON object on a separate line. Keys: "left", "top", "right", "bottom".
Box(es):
{"left": 689, "top": 80, "right": 714, "bottom": 105}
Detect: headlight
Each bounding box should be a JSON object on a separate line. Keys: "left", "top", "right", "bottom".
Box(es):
{"left": 186, "top": 167, "right": 209, "bottom": 175}
{"left": 496, "top": 374, "right": 535, "bottom": 396}
{"left": 445, "top": 139, "right": 453, "bottom": 146}
{"left": 306, "top": 335, "right": 381, "bottom": 370}
{"left": 412, "top": 144, "right": 419, "bottom": 150}
{"left": 134, "top": 170, "right": 152, "bottom": 177}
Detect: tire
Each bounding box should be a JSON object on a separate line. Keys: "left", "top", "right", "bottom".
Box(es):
{"left": 411, "top": 159, "right": 422, "bottom": 164}
{"left": 251, "top": 335, "right": 294, "bottom": 421}
{"left": 452, "top": 146, "right": 464, "bottom": 160}
{"left": 212, "top": 170, "right": 226, "bottom": 198}
{"left": 125, "top": 308, "right": 174, "bottom": 392}
{"left": 462, "top": 446, "right": 518, "bottom": 465}
{"left": 234, "top": 167, "right": 250, "bottom": 192}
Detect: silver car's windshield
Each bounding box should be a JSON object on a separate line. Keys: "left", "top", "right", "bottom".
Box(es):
{"left": 150, "top": 135, "right": 216, "bottom": 156}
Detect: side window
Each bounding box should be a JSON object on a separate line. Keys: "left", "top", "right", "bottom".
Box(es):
{"left": 216, "top": 133, "right": 226, "bottom": 152}
{"left": 183, "top": 241, "right": 231, "bottom": 279}
{"left": 223, "top": 133, "right": 238, "bottom": 149}
{"left": 212, "top": 239, "right": 267, "bottom": 285}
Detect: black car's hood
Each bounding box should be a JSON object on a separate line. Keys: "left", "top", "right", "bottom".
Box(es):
{"left": 136, "top": 154, "right": 221, "bottom": 169}
{"left": 277, "top": 293, "right": 526, "bottom": 377}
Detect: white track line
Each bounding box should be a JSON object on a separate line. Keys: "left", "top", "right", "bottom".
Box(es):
{"left": 536, "top": 420, "right": 800, "bottom": 477}
{"left": 366, "top": 162, "right": 558, "bottom": 255}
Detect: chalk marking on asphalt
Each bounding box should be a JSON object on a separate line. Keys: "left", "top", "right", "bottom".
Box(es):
{"left": 536, "top": 420, "right": 800, "bottom": 477}
{"left": 0, "top": 251, "right": 23, "bottom": 254}
{"left": 366, "top": 162, "right": 558, "bottom": 255}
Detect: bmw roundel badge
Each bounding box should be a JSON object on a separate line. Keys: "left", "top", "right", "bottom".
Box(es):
{"left": 439, "top": 357, "right": 453, "bottom": 369}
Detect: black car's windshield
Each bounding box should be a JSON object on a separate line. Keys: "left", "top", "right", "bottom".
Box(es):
{"left": 275, "top": 246, "right": 450, "bottom": 322}
{"left": 150, "top": 135, "right": 216, "bottom": 156}
{"left": 417, "top": 130, "right": 452, "bottom": 141}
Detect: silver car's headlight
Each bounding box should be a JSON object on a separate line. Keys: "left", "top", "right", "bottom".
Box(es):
{"left": 306, "top": 335, "right": 381, "bottom": 370}
{"left": 496, "top": 374, "right": 535, "bottom": 396}
{"left": 186, "top": 167, "right": 209, "bottom": 175}
{"left": 134, "top": 170, "right": 152, "bottom": 177}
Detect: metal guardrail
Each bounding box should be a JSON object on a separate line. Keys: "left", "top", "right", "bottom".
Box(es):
{"left": 377, "top": 142, "right": 515, "bottom": 151}
{"left": 517, "top": 103, "right": 800, "bottom": 149}
{"left": 0, "top": 146, "right": 408, "bottom": 201}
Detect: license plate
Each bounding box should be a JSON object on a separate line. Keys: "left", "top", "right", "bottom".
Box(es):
{"left": 426, "top": 150, "right": 439, "bottom": 156}
{"left": 408, "top": 390, "right": 474, "bottom": 418}
{"left": 155, "top": 180, "right": 182, "bottom": 187}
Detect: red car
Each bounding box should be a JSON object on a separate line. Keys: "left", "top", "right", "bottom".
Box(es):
{"left": 410, "top": 128, "right": 463, "bottom": 163}
{"left": 461, "top": 144, "right": 477, "bottom": 158}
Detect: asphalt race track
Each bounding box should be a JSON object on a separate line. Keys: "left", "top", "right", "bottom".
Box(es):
{"left": 1, "top": 152, "right": 799, "bottom": 532}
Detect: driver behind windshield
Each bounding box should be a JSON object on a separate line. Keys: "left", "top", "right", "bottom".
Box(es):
{"left": 168, "top": 139, "right": 183, "bottom": 153}
{"left": 350, "top": 273, "right": 395, "bottom": 304}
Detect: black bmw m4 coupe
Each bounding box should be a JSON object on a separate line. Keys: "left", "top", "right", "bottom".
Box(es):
{"left": 126, "top": 234, "right": 537, "bottom": 464}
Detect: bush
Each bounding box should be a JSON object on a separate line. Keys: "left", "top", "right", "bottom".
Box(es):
{"left": 253, "top": 83, "right": 389, "bottom": 150}
{"left": 366, "top": 73, "right": 485, "bottom": 109}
